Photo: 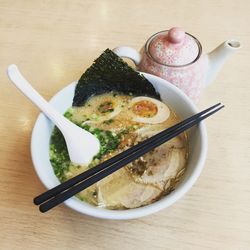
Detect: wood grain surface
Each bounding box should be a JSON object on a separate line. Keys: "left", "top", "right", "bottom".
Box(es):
{"left": 0, "top": 1, "right": 250, "bottom": 249}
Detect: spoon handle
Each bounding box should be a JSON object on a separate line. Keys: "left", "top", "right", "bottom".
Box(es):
{"left": 7, "top": 64, "right": 100, "bottom": 165}
{"left": 7, "top": 64, "right": 69, "bottom": 130}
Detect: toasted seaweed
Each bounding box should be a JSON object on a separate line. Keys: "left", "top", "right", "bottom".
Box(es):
{"left": 73, "top": 49, "right": 160, "bottom": 106}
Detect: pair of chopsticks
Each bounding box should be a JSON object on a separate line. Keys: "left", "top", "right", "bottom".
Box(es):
{"left": 34, "top": 103, "right": 224, "bottom": 213}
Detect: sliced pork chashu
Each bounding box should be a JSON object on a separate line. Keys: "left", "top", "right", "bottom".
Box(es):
{"left": 97, "top": 168, "right": 162, "bottom": 209}
{"left": 128, "top": 127, "right": 187, "bottom": 189}
{"left": 128, "top": 145, "right": 186, "bottom": 188}
{"left": 141, "top": 147, "right": 186, "bottom": 184}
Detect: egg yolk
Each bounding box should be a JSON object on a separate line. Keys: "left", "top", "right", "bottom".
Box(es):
{"left": 98, "top": 101, "right": 115, "bottom": 113}
{"left": 132, "top": 100, "right": 158, "bottom": 117}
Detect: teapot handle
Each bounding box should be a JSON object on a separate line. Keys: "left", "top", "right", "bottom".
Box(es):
{"left": 113, "top": 46, "right": 141, "bottom": 65}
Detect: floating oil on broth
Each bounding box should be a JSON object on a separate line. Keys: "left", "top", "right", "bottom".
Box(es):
{"left": 50, "top": 92, "right": 188, "bottom": 209}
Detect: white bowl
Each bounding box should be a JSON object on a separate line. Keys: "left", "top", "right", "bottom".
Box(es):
{"left": 31, "top": 72, "right": 207, "bottom": 220}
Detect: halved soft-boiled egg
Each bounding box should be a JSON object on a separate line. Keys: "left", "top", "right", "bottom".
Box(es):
{"left": 129, "top": 96, "right": 170, "bottom": 124}
{"left": 83, "top": 97, "right": 122, "bottom": 125}
{"left": 96, "top": 99, "right": 122, "bottom": 121}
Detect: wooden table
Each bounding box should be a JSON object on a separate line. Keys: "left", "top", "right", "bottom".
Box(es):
{"left": 1, "top": 1, "right": 250, "bottom": 249}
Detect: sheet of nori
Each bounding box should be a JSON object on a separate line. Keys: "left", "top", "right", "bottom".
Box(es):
{"left": 72, "top": 49, "right": 160, "bottom": 106}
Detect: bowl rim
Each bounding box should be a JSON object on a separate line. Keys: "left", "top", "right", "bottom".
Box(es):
{"left": 31, "top": 72, "right": 207, "bottom": 220}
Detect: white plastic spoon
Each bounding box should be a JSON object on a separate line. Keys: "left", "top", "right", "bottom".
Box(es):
{"left": 7, "top": 64, "right": 100, "bottom": 165}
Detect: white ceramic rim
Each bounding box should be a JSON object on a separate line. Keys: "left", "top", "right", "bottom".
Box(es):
{"left": 31, "top": 73, "right": 207, "bottom": 220}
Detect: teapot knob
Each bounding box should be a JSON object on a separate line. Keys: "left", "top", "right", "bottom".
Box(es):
{"left": 167, "top": 27, "right": 185, "bottom": 44}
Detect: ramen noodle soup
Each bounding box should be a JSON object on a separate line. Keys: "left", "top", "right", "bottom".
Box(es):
{"left": 50, "top": 92, "right": 188, "bottom": 209}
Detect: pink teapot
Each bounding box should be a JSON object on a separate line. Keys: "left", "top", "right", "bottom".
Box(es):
{"left": 113, "top": 27, "right": 240, "bottom": 102}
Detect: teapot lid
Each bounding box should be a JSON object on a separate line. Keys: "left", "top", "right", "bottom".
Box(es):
{"left": 147, "top": 27, "right": 201, "bottom": 66}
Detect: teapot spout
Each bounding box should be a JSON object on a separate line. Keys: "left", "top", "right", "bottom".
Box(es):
{"left": 206, "top": 40, "right": 241, "bottom": 86}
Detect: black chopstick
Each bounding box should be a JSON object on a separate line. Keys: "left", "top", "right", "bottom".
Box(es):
{"left": 37, "top": 103, "right": 224, "bottom": 213}
{"left": 34, "top": 103, "right": 221, "bottom": 206}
